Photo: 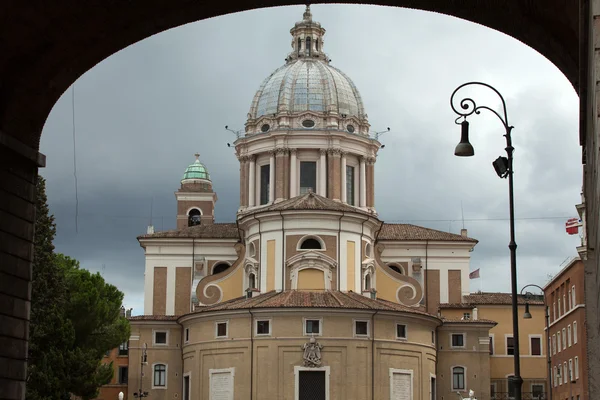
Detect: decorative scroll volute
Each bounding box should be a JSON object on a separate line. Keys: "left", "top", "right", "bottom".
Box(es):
{"left": 374, "top": 243, "right": 423, "bottom": 306}
{"left": 196, "top": 242, "right": 246, "bottom": 306}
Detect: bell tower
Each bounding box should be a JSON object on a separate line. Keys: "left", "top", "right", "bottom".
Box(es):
{"left": 175, "top": 154, "right": 217, "bottom": 229}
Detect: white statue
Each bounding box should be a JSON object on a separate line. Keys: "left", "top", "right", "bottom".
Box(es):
{"left": 456, "top": 389, "right": 476, "bottom": 400}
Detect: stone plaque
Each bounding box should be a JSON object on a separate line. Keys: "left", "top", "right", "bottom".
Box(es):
{"left": 391, "top": 372, "right": 411, "bottom": 400}
{"left": 210, "top": 370, "right": 233, "bottom": 400}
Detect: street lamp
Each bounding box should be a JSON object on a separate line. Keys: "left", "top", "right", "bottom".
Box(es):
{"left": 520, "top": 284, "right": 552, "bottom": 400}
{"left": 134, "top": 343, "right": 149, "bottom": 398}
{"left": 450, "top": 82, "right": 523, "bottom": 400}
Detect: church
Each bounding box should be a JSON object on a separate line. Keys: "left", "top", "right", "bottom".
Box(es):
{"left": 126, "top": 6, "right": 496, "bottom": 400}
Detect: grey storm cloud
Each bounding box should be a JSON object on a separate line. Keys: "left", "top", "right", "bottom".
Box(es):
{"left": 39, "top": 4, "right": 581, "bottom": 315}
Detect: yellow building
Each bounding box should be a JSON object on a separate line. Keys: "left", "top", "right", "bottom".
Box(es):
{"left": 439, "top": 292, "right": 548, "bottom": 399}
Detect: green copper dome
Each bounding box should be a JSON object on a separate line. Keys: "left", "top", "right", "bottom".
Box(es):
{"left": 182, "top": 154, "right": 211, "bottom": 181}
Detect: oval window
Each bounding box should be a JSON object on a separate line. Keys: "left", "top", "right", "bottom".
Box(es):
{"left": 347, "top": 124, "right": 355, "bottom": 133}
{"left": 261, "top": 124, "right": 270, "bottom": 132}
{"left": 302, "top": 119, "right": 315, "bottom": 128}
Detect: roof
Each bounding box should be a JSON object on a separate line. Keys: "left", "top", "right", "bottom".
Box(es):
{"left": 182, "top": 153, "right": 210, "bottom": 181}
{"left": 439, "top": 292, "right": 544, "bottom": 308}
{"left": 441, "top": 317, "right": 498, "bottom": 325}
{"left": 189, "top": 290, "right": 438, "bottom": 319}
{"left": 128, "top": 315, "right": 178, "bottom": 321}
{"left": 240, "top": 192, "right": 373, "bottom": 217}
{"left": 137, "top": 223, "right": 239, "bottom": 240}
{"left": 378, "top": 224, "right": 478, "bottom": 243}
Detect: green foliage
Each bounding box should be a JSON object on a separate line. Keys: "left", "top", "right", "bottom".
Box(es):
{"left": 27, "top": 176, "right": 130, "bottom": 400}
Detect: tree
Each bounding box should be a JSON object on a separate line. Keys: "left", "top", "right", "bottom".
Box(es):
{"left": 27, "top": 176, "right": 130, "bottom": 400}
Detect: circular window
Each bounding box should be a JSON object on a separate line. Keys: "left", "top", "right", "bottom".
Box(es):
{"left": 347, "top": 124, "right": 355, "bottom": 133}
{"left": 261, "top": 124, "right": 270, "bottom": 132}
{"left": 302, "top": 119, "right": 315, "bottom": 128}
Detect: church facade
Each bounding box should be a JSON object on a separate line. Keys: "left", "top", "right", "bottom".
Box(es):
{"left": 126, "top": 7, "right": 495, "bottom": 400}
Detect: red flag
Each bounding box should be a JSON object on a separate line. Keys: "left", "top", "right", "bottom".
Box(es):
{"left": 565, "top": 218, "right": 580, "bottom": 235}
{"left": 469, "top": 269, "right": 480, "bottom": 279}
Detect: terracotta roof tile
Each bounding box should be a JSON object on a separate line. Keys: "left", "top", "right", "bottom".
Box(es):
{"left": 137, "top": 223, "right": 240, "bottom": 240}
{"left": 240, "top": 192, "right": 374, "bottom": 216}
{"left": 441, "top": 317, "right": 498, "bottom": 325}
{"left": 438, "top": 292, "right": 544, "bottom": 308}
{"left": 187, "top": 290, "right": 438, "bottom": 319}
{"left": 128, "top": 315, "right": 178, "bottom": 321}
{"left": 378, "top": 224, "right": 478, "bottom": 242}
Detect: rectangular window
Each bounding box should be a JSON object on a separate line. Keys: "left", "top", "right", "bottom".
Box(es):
{"left": 154, "top": 331, "right": 167, "bottom": 345}
{"left": 489, "top": 336, "right": 494, "bottom": 355}
{"left": 531, "top": 384, "right": 544, "bottom": 398}
{"left": 569, "top": 359, "right": 573, "bottom": 382}
{"left": 506, "top": 336, "right": 515, "bottom": 355}
{"left": 118, "top": 366, "right": 128, "bottom": 384}
{"left": 260, "top": 164, "right": 270, "bottom": 205}
{"left": 573, "top": 321, "right": 578, "bottom": 344}
{"left": 568, "top": 288, "right": 572, "bottom": 310}
{"left": 552, "top": 334, "right": 556, "bottom": 355}
{"left": 568, "top": 325, "right": 572, "bottom": 347}
{"left": 396, "top": 324, "right": 407, "bottom": 339}
{"left": 183, "top": 375, "right": 190, "bottom": 400}
{"left": 452, "top": 367, "right": 465, "bottom": 390}
{"left": 575, "top": 356, "right": 579, "bottom": 379}
{"left": 185, "top": 328, "right": 189, "bottom": 343}
{"left": 557, "top": 365, "right": 562, "bottom": 385}
{"left": 563, "top": 362, "right": 567, "bottom": 384}
{"left": 463, "top": 312, "right": 471, "bottom": 320}
{"left": 530, "top": 337, "right": 541, "bottom": 356}
{"left": 563, "top": 294, "right": 566, "bottom": 314}
{"left": 562, "top": 328, "right": 567, "bottom": 349}
{"left": 431, "top": 331, "right": 435, "bottom": 344}
{"left": 216, "top": 322, "right": 228, "bottom": 338}
{"left": 118, "top": 341, "right": 128, "bottom": 356}
{"left": 572, "top": 285, "right": 576, "bottom": 306}
{"left": 346, "top": 166, "right": 355, "bottom": 205}
{"left": 451, "top": 333, "right": 464, "bottom": 348}
{"left": 554, "top": 366, "right": 558, "bottom": 386}
{"left": 558, "top": 296, "right": 561, "bottom": 316}
{"left": 300, "top": 161, "right": 317, "bottom": 194}
{"left": 256, "top": 320, "right": 271, "bottom": 335}
{"left": 305, "top": 319, "right": 320, "bottom": 335}
{"left": 553, "top": 302, "right": 556, "bottom": 321}
{"left": 354, "top": 320, "right": 369, "bottom": 336}
{"left": 154, "top": 364, "right": 166, "bottom": 387}
{"left": 557, "top": 331, "right": 561, "bottom": 352}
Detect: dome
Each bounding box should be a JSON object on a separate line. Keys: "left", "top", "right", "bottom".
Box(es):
{"left": 182, "top": 153, "right": 210, "bottom": 181}
{"left": 249, "top": 60, "right": 365, "bottom": 120}
{"left": 247, "top": 6, "right": 366, "bottom": 121}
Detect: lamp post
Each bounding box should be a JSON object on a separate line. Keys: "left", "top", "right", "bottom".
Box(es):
{"left": 521, "top": 284, "right": 552, "bottom": 400}
{"left": 134, "top": 343, "right": 149, "bottom": 398}
{"left": 450, "top": 82, "right": 522, "bottom": 400}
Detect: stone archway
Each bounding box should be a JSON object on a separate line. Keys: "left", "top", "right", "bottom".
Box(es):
{"left": 0, "top": 2, "right": 594, "bottom": 399}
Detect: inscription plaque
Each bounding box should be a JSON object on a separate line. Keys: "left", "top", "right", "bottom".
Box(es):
{"left": 391, "top": 373, "right": 411, "bottom": 400}
{"left": 210, "top": 370, "right": 233, "bottom": 400}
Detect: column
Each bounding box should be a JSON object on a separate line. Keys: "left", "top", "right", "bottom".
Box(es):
{"left": 290, "top": 149, "right": 298, "bottom": 198}
{"left": 275, "top": 148, "right": 286, "bottom": 202}
{"left": 366, "top": 157, "right": 375, "bottom": 208}
{"left": 248, "top": 156, "right": 256, "bottom": 207}
{"left": 269, "top": 151, "right": 275, "bottom": 203}
{"left": 238, "top": 157, "right": 246, "bottom": 207}
{"left": 319, "top": 149, "right": 327, "bottom": 196}
{"left": 331, "top": 149, "right": 341, "bottom": 201}
{"left": 0, "top": 135, "right": 44, "bottom": 400}
{"left": 340, "top": 152, "right": 347, "bottom": 203}
{"left": 359, "top": 156, "right": 366, "bottom": 207}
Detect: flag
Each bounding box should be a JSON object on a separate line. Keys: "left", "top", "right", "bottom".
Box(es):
{"left": 469, "top": 269, "right": 480, "bottom": 279}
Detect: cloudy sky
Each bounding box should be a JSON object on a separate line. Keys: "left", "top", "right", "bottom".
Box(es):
{"left": 39, "top": 5, "right": 581, "bottom": 315}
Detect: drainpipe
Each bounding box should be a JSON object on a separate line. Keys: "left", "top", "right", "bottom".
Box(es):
{"left": 371, "top": 309, "right": 379, "bottom": 400}
{"left": 425, "top": 240, "right": 429, "bottom": 312}
{"left": 249, "top": 309, "right": 254, "bottom": 399}
{"left": 338, "top": 212, "right": 345, "bottom": 290}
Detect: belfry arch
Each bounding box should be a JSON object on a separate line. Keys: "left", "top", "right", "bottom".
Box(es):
{"left": 0, "top": 2, "right": 596, "bottom": 400}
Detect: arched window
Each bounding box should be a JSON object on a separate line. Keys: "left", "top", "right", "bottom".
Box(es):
{"left": 297, "top": 38, "right": 301, "bottom": 56}
{"left": 188, "top": 208, "right": 201, "bottom": 227}
{"left": 452, "top": 367, "right": 465, "bottom": 390}
{"left": 300, "top": 237, "right": 322, "bottom": 250}
{"left": 306, "top": 37, "right": 311, "bottom": 56}
{"left": 388, "top": 264, "right": 404, "bottom": 275}
{"left": 249, "top": 242, "right": 256, "bottom": 257}
{"left": 153, "top": 364, "right": 166, "bottom": 387}
{"left": 315, "top": 39, "right": 319, "bottom": 52}
{"left": 249, "top": 273, "right": 256, "bottom": 289}
{"left": 212, "top": 262, "right": 230, "bottom": 275}
{"left": 364, "top": 274, "right": 371, "bottom": 290}
{"left": 365, "top": 243, "right": 372, "bottom": 258}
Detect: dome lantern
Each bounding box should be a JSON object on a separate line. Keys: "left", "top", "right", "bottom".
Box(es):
{"left": 182, "top": 153, "right": 211, "bottom": 183}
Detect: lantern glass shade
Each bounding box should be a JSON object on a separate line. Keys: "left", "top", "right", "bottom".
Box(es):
{"left": 454, "top": 120, "right": 474, "bottom": 157}
{"left": 523, "top": 303, "right": 532, "bottom": 319}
